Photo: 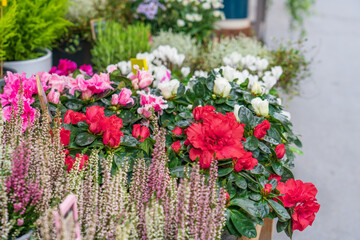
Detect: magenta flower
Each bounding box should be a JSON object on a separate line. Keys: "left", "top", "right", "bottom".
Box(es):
{"left": 79, "top": 64, "right": 93, "bottom": 76}
{"left": 49, "top": 59, "right": 77, "bottom": 76}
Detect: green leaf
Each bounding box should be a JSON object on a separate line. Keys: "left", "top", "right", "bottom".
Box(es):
{"left": 139, "top": 137, "right": 154, "bottom": 155}
{"left": 179, "top": 111, "right": 193, "bottom": 119}
{"left": 121, "top": 135, "right": 138, "bottom": 147}
{"left": 256, "top": 201, "right": 270, "bottom": 219}
{"left": 263, "top": 135, "right": 280, "bottom": 145}
{"left": 230, "top": 209, "right": 257, "bottom": 238}
{"left": 75, "top": 132, "right": 96, "bottom": 147}
{"left": 234, "top": 173, "right": 247, "bottom": 189}
{"left": 244, "top": 136, "right": 259, "bottom": 151}
{"left": 276, "top": 219, "right": 289, "bottom": 233}
{"left": 193, "top": 82, "right": 205, "bottom": 98}
{"left": 170, "top": 166, "right": 185, "bottom": 178}
{"left": 258, "top": 142, "right": 271, "bottom": 154}
{"left": 230, "top": 198, "right": 258, "bottom": 217}
{"left": 267, "top": 200, "right": 290, "bottom": 221}
{"left": 218, "top": 168, "right": 233, "bottom": 177}
{"left": 175, "top": 120, "right": 191, "bottom": 128}
{"left": 238, "top": 106, "right": 254, "bottom": 126}
{"left": 271, "top": 161, "right": 284, "bottom": 175}
{"left": 290, "top": 146, "right": 304, "bottom": 155}
{"left": 65, "top": 100, "right": 84, "bottom": 111}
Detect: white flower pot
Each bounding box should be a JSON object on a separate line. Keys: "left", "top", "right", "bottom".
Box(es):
{"left": 3, "top": 49, "right": 52, "bottom": 77}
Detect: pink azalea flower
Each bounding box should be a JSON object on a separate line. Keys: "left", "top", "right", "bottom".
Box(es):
{"left": 86, "top": 73, "right": 114, "bottom": 94}
{"left": 111, "top": 94, "right": 119, "bottom": 105}
{"left": 79, "top": 64, "right": 93, "bottom": 76}
{"left": 130, "top": 65, "right": 154, "bottom": 89}
{"left": 106, "top": 64, "right": 118, "bottom": 73}
{"left": 137, "top": 90, "right": 168, "bottom": 118}
{"left": 47, "top": 89, "right": 60, "bottom": 104}
{"left": 118, "top": 88, "right": 134, "bottom": 106}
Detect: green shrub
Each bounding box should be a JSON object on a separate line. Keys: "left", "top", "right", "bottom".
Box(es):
{"left": 202, "top": 35, "right": 272, "bottom": 70}
{"left": 1, "top": 0, "right": 71, "bottom": 61}
{"left": 91, "top": 21, "right": 151, "bottom": 71}
{"left": 271, "top": 39, "right": 312, "bottom": 95}
{"left": 151, "top": 30, "right": 200, "bottom": 66}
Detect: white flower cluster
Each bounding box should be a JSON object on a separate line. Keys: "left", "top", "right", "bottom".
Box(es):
{"left": 223, "top": 52, "right": 269, "bottom": 72}
{"left": 185, "top": 13, "right": 203, "bottom": 22}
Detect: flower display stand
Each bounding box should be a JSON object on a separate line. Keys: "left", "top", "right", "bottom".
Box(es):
{"left": 240, "top": 218, "right": 273, "bottom": 240}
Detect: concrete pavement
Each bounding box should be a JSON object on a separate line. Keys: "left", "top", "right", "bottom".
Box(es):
{"left": 264, "top": 0, "right": 360, "bottom": 239}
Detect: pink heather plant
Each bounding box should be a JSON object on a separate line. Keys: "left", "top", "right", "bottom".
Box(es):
{"left": 5, "top": 143, "right": 43, "bottom": 215}
{"left": 137, "top": 90, "right": 168, "bottom": 118}
{"left": 111, "top": 88, "right": 134, "bottom": 106}
{"left": 129, "top": 65, "right": 154, "bottom": 89}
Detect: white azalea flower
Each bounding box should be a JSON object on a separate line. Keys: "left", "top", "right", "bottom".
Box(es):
{"left": 181, "top": 67, "right": 191, "bottom": 77}
{"left": 158, "top": 79, "right": 180, "bottom": 99}
{"left": 214, "top": 76, "right": 231, "bottom": 97}
{"left": 234, "top": 104, "right": 241, "bottom": 122}
{"left": 251, "top": 98, "right": 269, "bottom": 117}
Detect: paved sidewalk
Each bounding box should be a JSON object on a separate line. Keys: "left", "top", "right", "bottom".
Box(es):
{"left": 264, "top": 0, "right": 360, "bottom": 239}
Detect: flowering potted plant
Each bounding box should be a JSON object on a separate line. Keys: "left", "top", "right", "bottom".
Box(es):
{"left": 0, "top": 0, "right": 70, "bottom": 76}
{"left": 130, "top": 0, "right": 225, "bottom": 41}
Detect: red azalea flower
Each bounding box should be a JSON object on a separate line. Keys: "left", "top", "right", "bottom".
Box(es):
{"left": 254, "top": 120, "right": 271, "bottom": 139}
{"left": 233, "top": 152, "right": 258, "bottom": 172}
{"left": 269, "top": 174, "right": 281, "bottom": 183}
{"left": 275, "top": 144, "right": 286, "bottom": 159}
{"left": 225, "top": 192, "right": 231, "bottom": 206}
{"left": 277, "top": 179, "right": 318, "bottom": 208}
{"left": 276, "top": 179, "right": 320, "bottom": 231}
{"left": 86, "top": 106, "right": 105, "bottom": 134}
{"left": 64, "top": 110, "right": 86, "bottom": 124}
{"left": 102, "top": 115, "right": 123, "bottom": 132}
{"left": 60, "top": 128, "right": 71, "bottom": 146}
{"left": 292, "top": 200, "right": 320, "bottom": 231}
{"left": 132, "top": 124, "right": 150, "bottom": 142}
{"left": 172, "top": 127, "right": 183, "bottom": 135}
{"left": 65, "top": 154, "right": 89, "bottom": 173}
{"left": 262, "top": 184, "right": 272, "bottom": 195}
{"left": 171, "top": 140, "right": 181, "bottom": 153}
{"left": 103, "top": 129, "right": 123, "bottom": 148}
{"left": 186, "top": 107, "right": 247, "bottom": 169}
{"left": 193, "top": 105, "right": 216, "bottom": 121}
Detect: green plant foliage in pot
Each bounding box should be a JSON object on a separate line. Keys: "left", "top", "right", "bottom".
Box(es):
{"left": 0, "top": 0, "right": 71, "bottom": 61}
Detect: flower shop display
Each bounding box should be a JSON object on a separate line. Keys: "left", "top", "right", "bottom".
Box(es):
{"left": 91, "top": 21, "right": 151, "bottom": 71}
{"left": 0, "top": 0, "right": 70, "bottom": 75}
{"left": 129, "top": 0, "right": 225, "bottom": 41}
{"left": 0, "top": 50, "right": 319, "bottom": 239}
{"left": 0, "top": 97, "right": 226, "bottom": 239}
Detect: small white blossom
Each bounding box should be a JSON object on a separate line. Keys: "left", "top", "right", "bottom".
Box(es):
{"left": 214, "top": 76, "right": 231, "bottom": 97}
{"left": 251, "top": 98, "right": 269, "bottom": 117}
{"left": 181, "top": 67, "right": 191, "bottom": 77}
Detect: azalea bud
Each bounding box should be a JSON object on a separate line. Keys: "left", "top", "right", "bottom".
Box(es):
{"left": 171, "top": 140, "right": 181, "bottom": 153}
{"left": 251, "top": 80, "right": 264, "bottom": 95}
{"left": 158, "top": 79, "right": 180, "bottom": 99}
{"left": 262, "top": 183, "right": 272, "bottom": 195}
{"left": 251, "top": 97, "right": 269, "bottom": 117}
{"left": 111, "top": 94, "right": 119, "bottom": 105}
{"left": 172, "top": 127, "right": 183, "bottom": 135}
{"left": 275, "top": 144, "right": 286, "bottom": 159}
{"left": 213, "top": 76, "right": 231, "bottom": 97}
{"left": 234, "top": 104, "right": 241, "bottom": 122}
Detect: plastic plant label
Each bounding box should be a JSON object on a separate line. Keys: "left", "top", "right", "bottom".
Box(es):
{"left": 1, "top": 0, "right": 7, "bottom": 6}
{"left": 131, "top": 58, "right": 148, "bottom": 75}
